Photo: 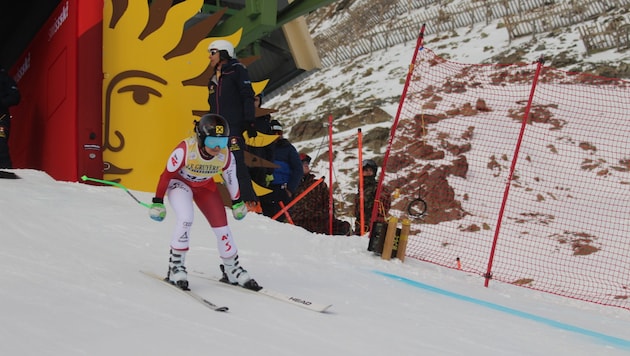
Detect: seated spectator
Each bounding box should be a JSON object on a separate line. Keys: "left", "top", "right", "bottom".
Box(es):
{"left": 291, "top": 153, "right": 351, "bottom": 235}
{"left": 259, "top": 120, "right": 303, "bottom": 220}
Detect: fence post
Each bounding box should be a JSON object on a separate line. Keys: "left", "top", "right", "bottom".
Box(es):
{"left": 396, "top": 218, "right": 411, "bottom": 261}
{"left": 381, "top": 217, "right": 399, "bottom": 261}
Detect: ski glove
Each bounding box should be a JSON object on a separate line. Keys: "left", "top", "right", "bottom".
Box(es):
{"left": 149, "top": 197, "right": 166, "bottom": 222}
{"left": 265, "top": 174, "right": 274, "bottom": 187}
{"left": 232, "top": 200, "right": 247, "bottom": 220}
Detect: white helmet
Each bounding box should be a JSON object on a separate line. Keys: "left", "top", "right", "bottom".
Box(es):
{"left": 208, "top": 39, "right": 235, "bottom": 59}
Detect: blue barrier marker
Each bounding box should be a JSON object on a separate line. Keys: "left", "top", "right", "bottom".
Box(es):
{"left": 373, "top": 270, "right": 630, "bottom": 350}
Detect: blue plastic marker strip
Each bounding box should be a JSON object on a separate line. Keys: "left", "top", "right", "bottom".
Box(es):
{"left": 373, "top": 270, "right": 630, "bottom": 350}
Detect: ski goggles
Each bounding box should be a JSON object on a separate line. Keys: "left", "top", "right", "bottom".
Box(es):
{"left": 204, "top": 136, "right": 228, "bottom": 149}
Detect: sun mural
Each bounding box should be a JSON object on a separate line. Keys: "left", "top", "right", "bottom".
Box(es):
{"left": 103, "top": 0, "right": 268, "bottom": 192}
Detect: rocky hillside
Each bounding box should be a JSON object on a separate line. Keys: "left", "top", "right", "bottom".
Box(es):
{"left": 263, "top": 0, "right": 630, "bottom": 218}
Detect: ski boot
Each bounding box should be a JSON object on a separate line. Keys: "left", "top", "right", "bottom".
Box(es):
{"left": 167, "top": 249, "right": 189, "bottom": 290}
{"left": 220, "top": 254, "right": 262, "bottom": 291}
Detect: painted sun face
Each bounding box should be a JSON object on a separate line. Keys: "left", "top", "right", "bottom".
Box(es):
{"left": 102, "top": 0, "right": 244, "bottom": 191}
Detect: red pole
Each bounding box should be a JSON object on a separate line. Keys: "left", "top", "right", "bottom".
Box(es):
{"left": 328, "top": 115, "right": 334, "bottom": 235}
{"left": 370, "top": 24, "right": 426, "bottom": 229}
{"left": 272, "top": 177, "right": 325, "bottom": 221}
{"left": 484, "top": 56, "right": 545, "bottom": 287}
{"left": 278, "top": 201, "right": 294, "bottom": 224}
{"left": 357, "top": 128, "right": 365, "bottom": 235}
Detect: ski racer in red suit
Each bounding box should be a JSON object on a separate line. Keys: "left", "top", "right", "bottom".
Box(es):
{"left": 149, "top": 114, "right": 261, "bottom": 291}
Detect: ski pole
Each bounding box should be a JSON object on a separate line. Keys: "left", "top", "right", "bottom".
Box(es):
{"left": 81, "top": 175, "right": 151, "bottom": 208}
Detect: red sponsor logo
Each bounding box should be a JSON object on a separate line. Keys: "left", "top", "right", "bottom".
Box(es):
{"left": 221, "top": 234, "right": 232, "bottom": 252}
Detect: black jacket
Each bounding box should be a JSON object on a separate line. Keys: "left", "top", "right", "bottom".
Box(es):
{"left": 0, "top": 68, "right": 20, "bottom": 115}
{"left": 207, "top": 59, "right": 255, "bottom": 137}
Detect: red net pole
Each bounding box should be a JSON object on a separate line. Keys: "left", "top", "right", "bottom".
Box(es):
{"left": 484, "top": 57, "right": 545, "bottom": 287}
{"left": 328, "top": 115, "right": 334, "bottom": 235}
{"left": 278, "top": 201, "right": 294, "bottom": 225}
{"left": 357, "top": 128, "right": 365, "bottom": 235}
{"left": 370, "top": 24, "right": 426, "bottom": 229}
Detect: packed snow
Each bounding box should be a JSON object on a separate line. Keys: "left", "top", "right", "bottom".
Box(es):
{"left": 1, "top": 169, "right": 629, "bottom": 355}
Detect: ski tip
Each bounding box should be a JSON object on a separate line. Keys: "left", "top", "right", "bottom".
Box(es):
{"left": 320, "top": 305, "right": 333, "bottom": 313}
{"left": 0, "top": 170, "right": 20, "bottom": 179}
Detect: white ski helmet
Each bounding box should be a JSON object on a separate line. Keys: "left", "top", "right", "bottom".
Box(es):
{"left": 208, "top": 39, "right": 235, "bottom": 59}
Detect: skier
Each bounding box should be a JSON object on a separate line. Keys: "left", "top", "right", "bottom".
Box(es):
{"left": 149, "top": 114, "right": 261, "bottom": 291}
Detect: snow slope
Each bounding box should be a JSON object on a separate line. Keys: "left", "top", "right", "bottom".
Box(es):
{"left": 1, "top": 169, "right": 630, "bottom": 355}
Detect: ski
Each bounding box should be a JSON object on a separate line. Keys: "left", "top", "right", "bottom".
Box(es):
{"left": 191, "top": 272, "right": 332, "bottom": 313}
{"left": 0, "top": 170, "right": 19, "bottom": 179}
{"left": 140, "top": 270, "right": 229, "bottom": 312}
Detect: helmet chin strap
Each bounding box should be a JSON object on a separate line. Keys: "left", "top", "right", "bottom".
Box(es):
{"left": 198, "top": 144, "right": 213, "bottom": 159}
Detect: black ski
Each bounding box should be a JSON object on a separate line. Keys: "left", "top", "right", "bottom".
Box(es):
{"left": 141, "top": 270, "right": 228, "bottom": 312}
{"left": 0, "top": 170, "right": 19, "bottom": 179}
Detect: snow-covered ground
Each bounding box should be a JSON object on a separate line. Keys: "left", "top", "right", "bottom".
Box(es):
{"left": 1, "top": 169, "right": 630, "bottom": 355}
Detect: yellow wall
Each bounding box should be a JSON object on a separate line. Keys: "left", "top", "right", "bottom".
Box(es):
{"left": 102, "top": 0, "right": 245, "bottom": 192}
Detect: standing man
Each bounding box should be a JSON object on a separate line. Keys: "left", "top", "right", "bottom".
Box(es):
{"left": 354, "top": 159, "right": 391, "bottom": 235}
{"left": 207, "top": 40, "right": 258, "bottom": 208}
{"left": 0, "top": 66, "right": 21, "bottom": 169}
